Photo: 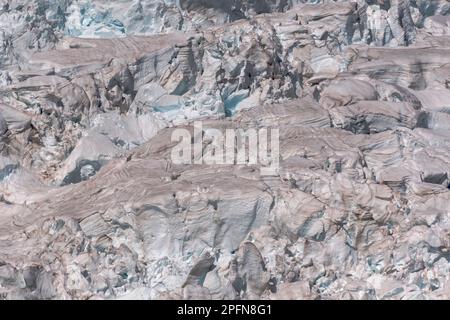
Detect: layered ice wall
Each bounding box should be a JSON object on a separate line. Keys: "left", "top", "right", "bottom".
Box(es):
{"left": 2, "top": 0, "right": 450, "bottom": 300}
